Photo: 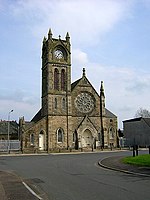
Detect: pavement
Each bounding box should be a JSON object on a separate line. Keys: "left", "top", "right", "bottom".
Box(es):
{"left": 99, "top": 155, "right": 150, "bottom": 177}
{"left": 0, "top": 170, "right": 42, "bottom": 200}
{"left": 0, "top": 153, "right": 150, "bottom": 200}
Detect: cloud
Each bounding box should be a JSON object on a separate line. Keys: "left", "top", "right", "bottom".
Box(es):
{"left": 126, "top": 75, "right": 150, "bottom": 94}
{"left": 0, "top": 87, "right": 40, "bottom": 121}
{"left": 8, "top": 0, "right": 134, "bottom": 46}
{"left": 57, "top": 46, "right": 150, "bottom": 128}
{"left": 71, "top": 58, "right": 150, "bottom": 127}
{"left": 0, "top": 89, "right": 39, "bottom": 105}
{"left": 1, "top": 0, "right": 149, "bottom": 129}
{"left": 142, "top": 0, "right": 150, "bottom": 9}
{"left": 0, "top": 99, "right": 39, "bottom": 121}
{"left": 72, "top": 49, "right": 88, "bottom": 65}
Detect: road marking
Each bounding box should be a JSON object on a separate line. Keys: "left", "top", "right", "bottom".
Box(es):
{"left": 22, "top": 181, "right": 43, "bottom": 200}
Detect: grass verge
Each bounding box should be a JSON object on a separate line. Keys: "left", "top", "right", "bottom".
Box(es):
{"left": 122, "top": 154, "right": 150, "bottom": 167}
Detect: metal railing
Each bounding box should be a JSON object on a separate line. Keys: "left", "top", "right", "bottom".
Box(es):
{"left": 0, "top": 140, "right": 21, "bottom": 152}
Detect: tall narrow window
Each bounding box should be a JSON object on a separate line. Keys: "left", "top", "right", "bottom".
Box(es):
{"left": 30, "top": 134, "right": 34, "bottom": 145}
{"left": 57, "top": 128, "right": 64, "bottom": 143}
{"left": 54, "top": 68, "right": 59, "bottom": 90}
{"left": 62, "top": 98, "right": 66, "bottom": 110}
{"left": 73, "top": 133, "right": 75, "bottom": 143}
{"left": 61, "top": 69, "right": 66, "bottom": 91}
{"left": 54, "top": 98, "right": 57, "bottom": 109}
{"left": 109, "top": 127, "right": 114, "bottom": 139}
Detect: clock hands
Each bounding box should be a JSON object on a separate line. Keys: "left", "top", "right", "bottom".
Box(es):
{"left": 54, "top": 50, "right": 63, "bottom": 59}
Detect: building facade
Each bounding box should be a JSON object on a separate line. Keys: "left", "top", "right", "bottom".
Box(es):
{"left": 21, "top": 29, "right": 118, "bottom": 152}
{"left": 0, "top": 120, "right": 19, "bottom": 140}
{"left": 123, "top": 117, "right": 150, "bottom": 147}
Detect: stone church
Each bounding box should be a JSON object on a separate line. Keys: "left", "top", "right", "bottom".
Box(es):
{"left": 20, "top": 29, "right": 118, "bottom": 152}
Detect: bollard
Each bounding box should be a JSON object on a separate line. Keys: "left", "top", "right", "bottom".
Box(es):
{"left": 135, "top": 145, "right": 138, "bottom": 156}
{"left": 133, "top": 146, "right": 135, "bottom": 157}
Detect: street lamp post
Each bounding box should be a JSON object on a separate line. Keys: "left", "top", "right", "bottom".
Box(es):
{"left": 7, "top": 110, "right": 13, "bottom": 153}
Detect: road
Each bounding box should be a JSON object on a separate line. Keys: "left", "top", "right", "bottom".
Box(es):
{"left": 0, "top": 151, "right": 150, "bottom": 200}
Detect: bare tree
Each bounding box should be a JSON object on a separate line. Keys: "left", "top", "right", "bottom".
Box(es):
{"left": 135, "top": 107, "right": 150, "bottom": 118}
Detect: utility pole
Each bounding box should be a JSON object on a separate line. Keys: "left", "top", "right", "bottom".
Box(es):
{"left": 100, "top": 81, "right": 105, "bottom": 149}
{"left": 7, "top": 110, "right": 13, "bottom": 153}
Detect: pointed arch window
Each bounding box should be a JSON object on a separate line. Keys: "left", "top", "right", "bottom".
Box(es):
{"left": 54, "top": 98, "right": 57, "bottom": 109}
{"left": 61, "top": 69, "right": 66, "bottom": 91}
{"left": 30, "top": 133, "right": 34, "bottom": 145}
{"left": 109, "top": 127, "right": 114, "bottom": 139}
{"left": 54, "top": 68, "right": 59, "bottom": 90}
{"left": 73, "top": 133, "right": 75, "bottom": 143}
{"left": 62, "top": 98, "right": 66, "bottom": 110}
{"left": 57, "top": 128, "right": 64, "bottom": 143}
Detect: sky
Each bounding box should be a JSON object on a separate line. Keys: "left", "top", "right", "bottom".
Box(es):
{"left": 0, "top": 0, "right": 150, "bottom": 128}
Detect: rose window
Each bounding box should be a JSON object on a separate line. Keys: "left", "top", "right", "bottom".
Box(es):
{"left": 75, "top": 93, "right": 94, "bottom": 113}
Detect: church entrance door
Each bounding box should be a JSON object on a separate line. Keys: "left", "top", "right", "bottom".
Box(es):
{"left": 82, "top": 129, "right": 93, "bottom": 148}
{"left": 39, "top": 132, "right": 44, "bottom": 150}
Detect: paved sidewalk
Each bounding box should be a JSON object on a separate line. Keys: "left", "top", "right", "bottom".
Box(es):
{"left": 99, "top": 155, "right": 150, "bottom": 176}
{"left": 0, "top": 171, "right": 39, "bottom": 200}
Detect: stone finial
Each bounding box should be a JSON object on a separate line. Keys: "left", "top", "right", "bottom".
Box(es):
{"left": 48, "top": 28, "right": 52, "bottom": 39}
{"left": 82, "top": 68, "right": 86, "bottom": 77}
{"left": 43, "top": 36, "right": 47, "bottom": 43}
{"left": 66, "top": 32, "right": 70, "bottom": 42}
{"left": 59, "top": 35, "right": 61, "bottom": 40}
{"left": 100, "top": 81, "right": 105, "bottom": 96}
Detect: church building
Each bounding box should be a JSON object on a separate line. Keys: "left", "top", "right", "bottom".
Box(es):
{"left": 20, "top": 29, "right": 118, "bottom": 152}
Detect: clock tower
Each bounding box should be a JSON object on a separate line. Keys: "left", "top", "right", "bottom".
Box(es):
{"left": 21, "top": 28, "right": 118, "bottom": 153}
{"left": 41, "top": 29, "right": 72, "bottom": 149}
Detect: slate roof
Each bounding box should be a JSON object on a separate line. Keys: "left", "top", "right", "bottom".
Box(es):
{"left": 0, "top": 121, "right": 18, "bottom": 135}
{"left": 71, "top": 78, "right": 81, "bottom": 91}
{"left": 143, "top": 118, "right": 150, "bottom": 127}
{"left": 123, "top": 117, "right": 142, "bottom": 123}
{"left": 105, "top": 108, "right": 117, "bottom": 118}
{"left": 31, "top": 109, "right": 42, "bottom": 123}
{"left": 123, "top": 117, "right": 150, "bottom": 127}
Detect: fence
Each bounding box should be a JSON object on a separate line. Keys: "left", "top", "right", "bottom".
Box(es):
{"left": 0, "top": 140, "right": 21, "bottom": 152}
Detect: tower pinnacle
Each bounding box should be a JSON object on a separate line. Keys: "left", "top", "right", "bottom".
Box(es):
{"left": 48, "top": 28, "right": 52, "bottom": 39}
{"left": 43, "top": 36, "right": 47, "bottom": 43}
{"left": 100, "top": 81, "right": 105, "bottom": 96}
{"left": 82, "top": 68, "right": 86, "bottom": 77}
{"left": 66, "top": 32, "right": 70, "bottom": 42}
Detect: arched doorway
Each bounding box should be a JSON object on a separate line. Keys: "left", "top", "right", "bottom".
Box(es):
{"left": 39, "top": 131, "right": 45, "bottom": 150}
{"left": 82, "top": 129, "right": 93, "bottom": 148}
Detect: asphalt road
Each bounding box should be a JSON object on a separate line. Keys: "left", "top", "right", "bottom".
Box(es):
{"left": 0, "top": 151, "right": 150, "bottom": 200}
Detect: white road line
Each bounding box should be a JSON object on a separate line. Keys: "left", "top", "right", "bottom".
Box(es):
{"left": 22, "top": 181, "right": 43, "bottom": 200}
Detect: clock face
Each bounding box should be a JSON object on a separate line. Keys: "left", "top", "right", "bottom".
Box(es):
{"left": 75, "top": 92, "right": 95, "bottom": 113}
{"left": 54, "top": 50, "right": 63, "bottom": 59}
